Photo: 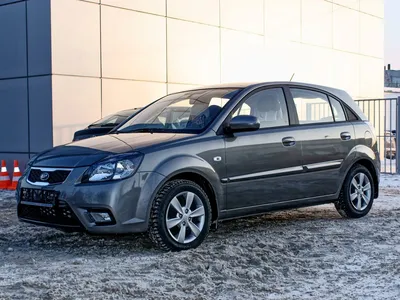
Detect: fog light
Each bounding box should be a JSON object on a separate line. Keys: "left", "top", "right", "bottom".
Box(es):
{"left": 90, "top": 212, "right": 112, "bottom": 223}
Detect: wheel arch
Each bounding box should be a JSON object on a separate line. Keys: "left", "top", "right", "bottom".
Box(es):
{"left": 338, "top": 144, "right": 379, "bottom": 199}
{"left": 148, "top": 155, "right": 224, "bottom": 223}
{"left": 340, "top": 157, "right": 379, "bottom": 199}
{"left": 167, "top": 171, "right": 219, "bottom": 222}
{"left": 353, "top": 158, "right": 379, "bottom": 199}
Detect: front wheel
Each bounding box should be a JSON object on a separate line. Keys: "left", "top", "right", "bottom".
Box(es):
{"left": 148, "top": 179, "right": 211, "bottom": 251}
{"left": 335, "top": 164, "right": 374, "bottom": 218}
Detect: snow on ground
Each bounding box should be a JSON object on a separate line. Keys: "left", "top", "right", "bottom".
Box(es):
{"left": 380, "top": 173, "right": 400, "bottom": 188}
{"left": 1, "top": 177, "right": 400, "bottom": 300}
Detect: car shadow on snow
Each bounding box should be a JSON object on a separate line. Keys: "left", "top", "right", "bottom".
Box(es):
{"left": 4, "top": 204, "right": 344, "bottom": 256}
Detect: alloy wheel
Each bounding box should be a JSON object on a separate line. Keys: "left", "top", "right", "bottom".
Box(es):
{"left": 165, "top": 191, "right": 205, "bottom": 244}
{"left": 349, "top": 172, "right": 372, "bottom": 211}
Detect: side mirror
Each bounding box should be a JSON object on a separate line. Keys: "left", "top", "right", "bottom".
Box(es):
{"left": 226, "top": 115, "right": 260, "bottom": 133}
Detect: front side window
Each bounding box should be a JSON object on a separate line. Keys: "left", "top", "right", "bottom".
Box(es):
{"left": 291, "top": 89, "right": 333, "bottom": 124}
{"left": 232, "top": 88, "right": 289, "bottom": 128}
{"left": 117, "top": 88, "right": 242, "bottom": 133}
{"left": 232, "top": 102, "right": 251, "bottom": 117}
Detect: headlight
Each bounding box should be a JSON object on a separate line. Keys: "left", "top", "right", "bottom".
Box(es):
{"left": 81, "top": 153, "right": 143, "bottom": 183}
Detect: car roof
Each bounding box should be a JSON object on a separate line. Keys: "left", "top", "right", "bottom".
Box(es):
{"left": 188, "top": 81, "right": 345, "bottom": 95}
{"left": 177, "top": 81, "right": 367, "bottom": 120}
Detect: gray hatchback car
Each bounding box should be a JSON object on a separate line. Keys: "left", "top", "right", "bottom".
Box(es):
{"left": 17, "top": 82, "right": 380, "bottom": 251}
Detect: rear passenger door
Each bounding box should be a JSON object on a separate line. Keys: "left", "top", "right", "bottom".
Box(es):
{"left": 289, "top": 88, "right": 355, "bottom": 198}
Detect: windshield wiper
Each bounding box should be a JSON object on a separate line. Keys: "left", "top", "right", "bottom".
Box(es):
{"left": 89, "top": 123, "right": 120, "bottom": 128}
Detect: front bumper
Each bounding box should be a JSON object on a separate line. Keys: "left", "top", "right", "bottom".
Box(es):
{"left": 17, "top": 167, "right": 165, "bottom": 234}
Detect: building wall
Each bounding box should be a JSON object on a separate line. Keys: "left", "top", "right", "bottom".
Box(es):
{"left": 0, "top": 0, "right": 385, "bottom": 165}
{"left": 0, "top": 0, "right": 53, "bottom": 169}
{"left": 50, "top": 0, "right": 384, "bottom": 145}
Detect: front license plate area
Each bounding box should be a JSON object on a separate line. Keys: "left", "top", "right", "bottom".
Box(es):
{"left": 20, "top": 188, "right": 59, "bottom": 207}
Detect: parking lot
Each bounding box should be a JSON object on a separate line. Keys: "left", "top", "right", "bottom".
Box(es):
{"left": 0, "top": 175, "right": 400, "bottom": 300}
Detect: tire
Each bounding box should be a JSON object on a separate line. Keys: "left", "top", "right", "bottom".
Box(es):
{"left": 385, "top": 152, "right": 396, "bottom": 160}
{"left": 148, "top": 179, "right": 212, "bottom": 251}
{"left": 335, "top": 164, "right": 374, "bottom": 218}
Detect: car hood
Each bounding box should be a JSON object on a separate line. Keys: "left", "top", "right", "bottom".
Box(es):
{"left": 32, "top": 133, "right": 194, "bottom": 168}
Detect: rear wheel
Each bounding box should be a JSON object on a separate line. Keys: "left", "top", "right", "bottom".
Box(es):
{"left": 385, "top": 152, "right": 396, "bottom": 160}
{"left": 335, "top": 164, "right": 374, "bottom": 218}
{"left": 148, "top": 179, "right": 211, "bottom": 251}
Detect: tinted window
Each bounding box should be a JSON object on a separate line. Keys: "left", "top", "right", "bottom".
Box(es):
{"left": 118, "top": 88, "right": 242, "bottom": 133}
{"left": 119, "top": 109, "right": 140, "bottom": 117}
{"left": 232, "top": 102, "right": 251, "bottom": 117}
{"left": 291, "top": 89, "right": 333, "bottom": 124}
{"left": 344, "top": 106, "right": 359, "bottom": 121}
{"left": 91, "top": 109, "right": 140, "bottom": 127}
{"left": 329, "top": 97, "right": 346, "bottom": 122}
{"left": 233, "top": 88, "right": 289, "bottom": 128}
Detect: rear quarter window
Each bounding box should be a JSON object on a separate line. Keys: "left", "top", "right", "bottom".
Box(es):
{"left": 344, "top": 105, "right": 359, "bottom": 121}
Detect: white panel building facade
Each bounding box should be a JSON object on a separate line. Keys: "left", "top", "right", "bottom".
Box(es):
{"left": 0, "top": 0, "right": 384, "bottom": 166}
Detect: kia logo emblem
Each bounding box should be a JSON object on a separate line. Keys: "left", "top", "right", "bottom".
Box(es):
{"left": 40, "top": 172, "right": 50, "bottom": 181}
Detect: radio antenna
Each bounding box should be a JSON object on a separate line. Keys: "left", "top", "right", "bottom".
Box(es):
{"left": 290, "top": 73, "right": 295, "bottom": 81}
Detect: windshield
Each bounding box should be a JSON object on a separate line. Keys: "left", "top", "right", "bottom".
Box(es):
{"left": 90, "top": 109, "right": 140, "bottom": 127}
{"left": 117, "top": 88, "right": 242, "bottom": 133}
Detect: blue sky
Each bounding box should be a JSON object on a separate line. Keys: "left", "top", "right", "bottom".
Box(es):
{"left": 385, "top": 0, "right": 400, "bottom": 69}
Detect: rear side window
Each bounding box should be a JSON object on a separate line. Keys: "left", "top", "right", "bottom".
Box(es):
{"left": 291, "top": 89, "right": 333, "bottom": 124}
{"left": 329, "top": 97, "right": 346, "bottom": 122}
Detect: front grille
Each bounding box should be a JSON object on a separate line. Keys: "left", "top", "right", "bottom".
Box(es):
{"left": 28, "top": 168, "right": 71, "bottom": 185}
{"left": 20, "top": 188, "right": 59, "bottom": 205}
{"left": 18, "top": 200, "right": 81, "bottom": 227}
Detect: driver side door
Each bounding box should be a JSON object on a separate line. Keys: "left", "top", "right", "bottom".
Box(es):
{"left": 224, "top": 87, "right": 304, "bottom": 210}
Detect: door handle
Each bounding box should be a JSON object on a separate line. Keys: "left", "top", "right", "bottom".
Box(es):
{"left": 340, "top": 132, "right": 351, "bottom": 141}
{"left": 282, "top": 137, "right": 296, "bottom": 147}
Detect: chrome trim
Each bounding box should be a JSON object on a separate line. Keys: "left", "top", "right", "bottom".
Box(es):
{"left": 26, "top": 180, "right": 49, "bottom": 186}
{"left": 222, "top": 160, "right": 343, "bottom": 183}
{"left": 27, "top": 167, "right": 73, "bottom": 187}
{"left": 30, "top": 167, "right": 73, "bottom": 172}
{"left": 305, "top": 160, "right": 343, "bottom": 170}
{"left": 223, "top": 166, "right": 304, "bottom": 182}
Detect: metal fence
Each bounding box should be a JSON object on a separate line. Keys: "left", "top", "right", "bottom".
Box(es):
{"left": 355, "top": 97, "right": 400, "bottom": 174}
{"left": 385, "top": 83, "right": 400, "bottom": 88}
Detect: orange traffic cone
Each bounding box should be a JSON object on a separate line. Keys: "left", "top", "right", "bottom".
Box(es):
{"left": 0, "top": 160, "right": 11, "bottom": 189}
{"left": 7, "top": 160, "right": 22, "bottom": 190}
